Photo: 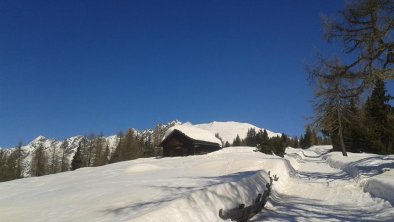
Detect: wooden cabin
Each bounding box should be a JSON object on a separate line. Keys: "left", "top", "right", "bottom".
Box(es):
{"left": 160, "top": 125, "right": 222, "bottom": 157}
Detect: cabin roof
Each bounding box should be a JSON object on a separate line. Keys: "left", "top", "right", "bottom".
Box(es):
{"left": 161, "top": 125, "right": 222, "bottom": 146}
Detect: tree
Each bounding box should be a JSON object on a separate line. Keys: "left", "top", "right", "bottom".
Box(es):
{"left": 232, "top": 135, "right": 242, "bottom": 146}
{"left": 0, "top": 150, "right": 8, "bottom": 181}
{"left": 301, "top": 126, "right": 313, "bottom": 149}
{"left": 93, "top": 134, "right": 106, "bottom": 166}
{"left": 215, "top": 133, "right": 224, "bottom": 147}
{"left": 71, "top": 144, "right": 83, "bottom": 171}
{"left": 110, "top": 131, "right": 125, "bottom": 163}
{"left": 50, "top": 141, "right": 59, "bottom": 174}
{"left": 309, "top": 59, "right": 360, "bottom": 156}
{"left": 244, "top": 128, "right": 257, "bottom": 147}
{"left": 323, "top": 0, "right": 394, "bottom": 88}
{"left": 258, "top": 130, "right": 270, "bottom": 154}
{"left": 364, "top": 79, "right": 393, "bottom": 154}
{"left": 59, "top": 140, "right": 70, "bottom": 172}
{"left": 110, "top": 129, "right": 142, "bottom": 162}
{"left": 14, "top": 140, "right": 25, "bottom": 178}
{"left": 31, "top": 143, "right": 48, "bottom": 177}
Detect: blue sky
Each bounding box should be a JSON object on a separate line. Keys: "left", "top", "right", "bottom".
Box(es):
{"left": 0, "top": 0, "right": 351, "bottom": 147}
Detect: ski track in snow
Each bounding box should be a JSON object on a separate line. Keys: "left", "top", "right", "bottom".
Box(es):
{"left": 0, "top": 146, "right": 393, "bottom": 221}
{"left": 253, "top": 147, "right": 394, "bottom": 222}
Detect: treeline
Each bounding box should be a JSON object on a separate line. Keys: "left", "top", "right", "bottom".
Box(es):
{"left": 298, "top": 125, "right": 330, "bottom": 149}
{"left": 326, "top": 81, "right": 394, "bottom": 155}
{"left": 228, "top": 128, "right": 297, "bottom": 157}
{"left": 227, "top": 127, "right": 331, "bottom": 157}
{"left": 70, "top": 129, "right": 164, "bottom": 171}
{"left": 0, "top": 123, "right": 170, "bottom": 182}
{"left": 0, "top": 138, "right": 74, "bottom": 182}
{"left": 309, "top": 0, "right": 394, "bottom": 156}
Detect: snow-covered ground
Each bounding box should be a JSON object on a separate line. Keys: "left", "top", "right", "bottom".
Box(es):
{"left": 1, "top": 146, "right": 394, "bottom": 221}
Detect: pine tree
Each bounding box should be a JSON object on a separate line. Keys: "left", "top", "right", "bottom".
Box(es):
{"left": 303, "top": 126, "right": 313, "bottom": 149}
{"left": 232, "top": 135, "right": 242, "bottom": 146}
{"left": 71, "top": 144, "right": 83, "bottom": 171}
{"left": 364, "top": 80, "right": 393, "bottom": 154}
{"left": 258, "top": 130, "right": 270, "bottom": 154}
{"left": 244, "top": 128, "right": 257, "bottom": 147}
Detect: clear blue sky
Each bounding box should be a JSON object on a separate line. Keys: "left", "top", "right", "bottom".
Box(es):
{"left": 0, "top": 0, "right": 351, "bottom": 147}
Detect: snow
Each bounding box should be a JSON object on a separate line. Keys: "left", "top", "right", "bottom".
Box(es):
{"left": 162, "top": 124, "right": 222, "bottom": 146}
{"left": 323, "top": 150, "right": 394, "bottom": 205}
{"left": 195, "top": 121, "right": 282, "bottom": 144}
{"left": 1, "top": 146, "right": 394, "bottom": 221}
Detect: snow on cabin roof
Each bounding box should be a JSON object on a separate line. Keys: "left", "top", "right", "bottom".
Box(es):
{"left": 162, "top": 125, "right": 222, "bottom": 146}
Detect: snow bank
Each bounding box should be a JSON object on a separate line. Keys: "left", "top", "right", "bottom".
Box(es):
{"left": 132, "top": 170, "right": 270, "bottom": 222}
{"left": 324, "top": 152, "right": 394, "bottom": 205}
{"left": 0, "top": 146, "right": 291, "bottom": 222}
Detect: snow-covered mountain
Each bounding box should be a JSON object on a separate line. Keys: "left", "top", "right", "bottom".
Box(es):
{"left": 194, "top": 121, "right": 281, "bottom": 144}
{"left": 0, "top": 120, "right": 281, "bottom": 177}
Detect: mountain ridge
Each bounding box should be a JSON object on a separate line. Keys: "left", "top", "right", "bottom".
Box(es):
{"left": 0, "top": 120, "right": 281, "bottom": 177}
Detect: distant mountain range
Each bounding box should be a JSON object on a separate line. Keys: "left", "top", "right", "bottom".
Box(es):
{"left": 0, "top": 121, "right": 280, "bottom": 177}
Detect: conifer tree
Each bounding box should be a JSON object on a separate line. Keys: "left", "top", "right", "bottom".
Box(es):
{"left": 71, "top": 144, "right": 83, "bottom": 171}
{"left": 364, "top": 80, "right": 393, "bottom": 154}
{"left": 258, "top": 130, "right": 270, "bottom": 154}
{"left": 232, "top": 135, "right": 242, "bottom": 146}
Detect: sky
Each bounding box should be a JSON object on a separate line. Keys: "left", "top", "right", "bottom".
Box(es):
{"left": 0, "top": 0, "right": 367, "bottom": 147}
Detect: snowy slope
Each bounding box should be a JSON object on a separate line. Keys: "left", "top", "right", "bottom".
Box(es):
{"left": 195, "top": 121, "right": 281, "bottom": 143}
{"left": 1, "top": 146, "right": 394, "bottom": 222}
{"left": 0, "top": 120, "right": 281, "bottom": 178}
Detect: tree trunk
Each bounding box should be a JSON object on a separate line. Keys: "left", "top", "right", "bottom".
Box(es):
{"left": 336, "top": 97, "right": 348, "bottom": 157}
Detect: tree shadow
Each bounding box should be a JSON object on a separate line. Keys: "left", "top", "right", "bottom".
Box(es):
{"left": 98, "top": 170, "right": 267, "bottom": 220}
{"left": 296, "top": 170, "right": 353, "bottom": 182}
{"left": 251, "top": 191, "right": 393, "bottom": 222}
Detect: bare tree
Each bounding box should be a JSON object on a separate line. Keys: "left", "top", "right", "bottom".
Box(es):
{"left": 31, "top": 143, "right": 48, "bottom": 177}
{"left": 323, "top": 0, "right": 394, "bottom": 87}
{"left": 60, "top": 139, "right": 70, "bottom": 172}
{"left": 309, "top": 59, "right": 360, "bottom": 156}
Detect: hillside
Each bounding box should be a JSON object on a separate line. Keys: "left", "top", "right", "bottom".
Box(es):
{"left": 194, "top": 121, "right": 281, "bottom": 144}
{"left": 1, "top": 146, "right": 393, "bottom": 221}
{"left": 0, "top": 121, "right": 281, "bottom": 178}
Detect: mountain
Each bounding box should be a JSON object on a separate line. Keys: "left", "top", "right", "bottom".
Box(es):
{"left": 194, "top": 121, "right": 281, "bottom": 144}
{"left": 0, "top": 120, "right": 281, "bottom": 178}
